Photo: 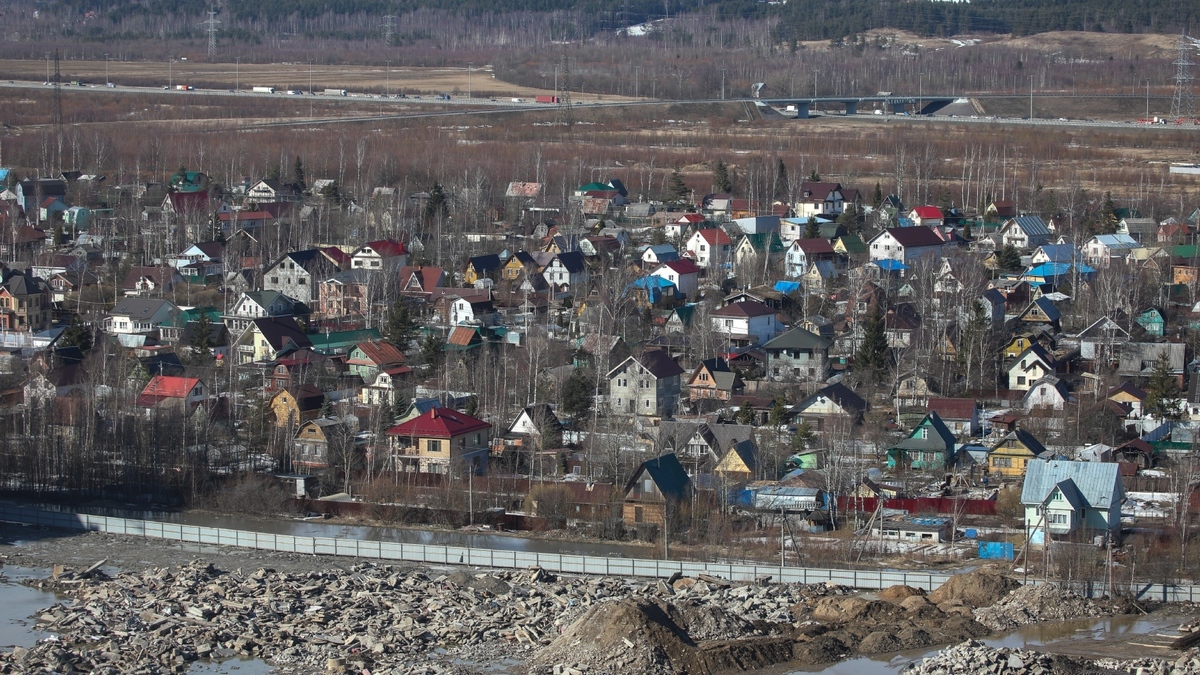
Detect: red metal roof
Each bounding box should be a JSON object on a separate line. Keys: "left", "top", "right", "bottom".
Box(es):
{"left": 793, "top": 238, "right": 836, "bottom": 255}
{"left": 363, "top": 239, "right": 407, "bottom": 257}
{"left": 911, "top": 206, "right": 943, "bottom": 220}
{"left": 137, "top": 375, "right": 201, "bottom": 406}
{"left": 658, "top": 259, "right": 702, "bottom": 275}
{"left": 387, "top": 407, "right": 491, "bottom": 439}
{"left": 926, "top": 397, "right": 977, "bottom": 421}
{"left": 695, "top": 229, "right": 732, "bottom": 246}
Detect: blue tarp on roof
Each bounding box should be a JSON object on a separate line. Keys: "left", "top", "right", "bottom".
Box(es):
{"left": 627, "top": 275, "right": 677, "bottom": 304}
{"left": 876, "top": 259, "right": 910, "bottom": 271}
{"left": 773, "top": 280, "right": 801, "bottom": 294}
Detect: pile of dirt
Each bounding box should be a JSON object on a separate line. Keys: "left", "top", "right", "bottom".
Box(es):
{"left": 879, "top": 584, "right": 926, "bottom": 603}
{"left": 531, "top": 599, "right": 701, "bottom": 674}
{"left": 671, "top": 602, "right": 758, "bottom": 641}
{"left": 811, "top": 596, "right": 905, "bottom": 623}
{"left": 974, "top": 583, "right": 1122, "bottom": 631}
{"left": 928, "top": 569, "right": 1022, "bottom": 609}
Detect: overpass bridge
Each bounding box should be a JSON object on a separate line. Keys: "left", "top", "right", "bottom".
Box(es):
{"left": 760, "top": 95, "right": 956, "bottom": 118}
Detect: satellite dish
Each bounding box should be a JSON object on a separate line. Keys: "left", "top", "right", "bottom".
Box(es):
{"left": 750, "top": 82, "right": 765, "bottom": 98}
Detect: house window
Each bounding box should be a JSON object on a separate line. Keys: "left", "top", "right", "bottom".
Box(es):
{"left": 298, "top": 278, "right": 306, "bottom": 285}
{"left": 428, "top": 440, "right": 443, "bottom": 454}
{"left": 1017, "top": 376, "right": 1026, "bottom": 386}
{"left": 993, "top": 457, "right": 1012, "bottom": 468}
{"left": 643, "top": 479, "right": 653, "bottom": 494}
{"left": 270, "top": 277, "right": 278, "bottom": 284}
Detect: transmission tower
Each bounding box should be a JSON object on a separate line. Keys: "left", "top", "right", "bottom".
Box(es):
{"left": 381, "top": 15, "right": 397, "bottom": 46}
{"left": 52, "top": 49, "right": 62, "bottom": 132}
{"left": 1171, "top": 33, "right": 1195, "bottom": 121}
{"left": 555, "top": 55, "right": 573, "bottom": 127}
{"left": 202, "top": 9, "right": 221, "bottom": 60}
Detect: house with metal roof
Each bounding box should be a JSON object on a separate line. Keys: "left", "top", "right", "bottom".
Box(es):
{"left": 607, "top": 351, "right": 685, "bottom": 418}
{"left": 1020, "top": 460, "right": 1123, "bottom": 544}
{"left": 998, "top": 216, "right": 1052, "bottom": 250}
{"left": 622, "top": 453, "right": 690, "bottom": 527}
{"left": 887, "top": 411, "right": 957, "bottom": 471}
{"left": 385, "top": 407, "right": 491, "bottom": 475}
{"left": 762, "top": 327, "right": 831, "bottom": 383}
{"left": 1083, "top": 234, "right": 1139, "bottom": 266}
{"left": 988, "top": 428, "right": 1050, "bottom": 478}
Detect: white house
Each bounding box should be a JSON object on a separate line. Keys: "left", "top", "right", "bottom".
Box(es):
{"left": 908, "top": 206, "right": 943, "bottom": 228}
{"left": 642, "top": 244, "right": 680, "bottom": 265}
{"left": 223, "top": 290, "right": 299, "bottom": 337}
{"left": 105, "top": 298, "right": 179, "bottom": 335}
{"left": 1008, "top": 344, "right": 1057, "bottom": 392}
{"left": 542, "top": 252, "right": 589, "bottom": 291}
{"left": 1083, "top": 234, "right": 1139, "bottom": 266}
{"left": 998, "top": 216, "right": 1052, "bottom": 250}
{"left": 651, "top": 260, "right": 701, "bottom": 298}
{"left": 684, "top": 229, "right": 733, "bottom": 269}
{"left": 792, "top": 182, "right": 844, "bottom": 220}
{"left": 1021, "top": 376, "right": 1071, "bottom": 410}
{"left": 1021, "top": 460, "right": 1123, "bottom": 544}
{"left": 785, "top": 238, "right": 836, "bottom": 278}
{"left": 733, "top": 215, "right": 780, "bottom": 235}
{"left": 350, "top": 239, "right": 408, "bottom": 271}
{"left": 709, "top": 300, "right": 782, "bottom": 346}
{"left": 606, "top": 351, "right": 685, "bottom": 418}
{"left": 866, "top": 227, "right": 945, "bottom": 263}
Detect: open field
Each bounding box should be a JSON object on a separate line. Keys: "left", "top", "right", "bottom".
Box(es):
{"left": 0, "top": 58, "right": 642, "bottom": 102}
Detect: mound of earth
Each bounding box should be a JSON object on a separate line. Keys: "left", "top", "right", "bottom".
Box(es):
{"left": 531, "top": 599, "right": 700, "bottom": 674}
{"left": 929, "top": 569, "right": 1022, "bottom": 609}
{"left": 811, "top": 596, "right": 905, "bottom": 623}
{"left": 879, "top": 584, "right": 926, "bottom": 603}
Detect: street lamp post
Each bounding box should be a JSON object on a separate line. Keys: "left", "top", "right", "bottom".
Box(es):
{"left": 169, "top": 57, "right": 173, "bottom": 89}
{"left": 235, "top": 57, "right": 239, "bottom": 92}
{"left": 385, "top": 60, "right": 390, "bottom": 97}
{"left": 721, "top": 69, "right": 726, "bottom": 100}
{"left": 308, "top": 59, "right": 313, "bottom": 95}
{"left": 635, "top": 66, "right": 640, "bottom": 98}
{"left": 104, "top": 53, "right": 109, "bottom": 86}
{"left": 467, "top": 62, "right": 472, "bottom": 100}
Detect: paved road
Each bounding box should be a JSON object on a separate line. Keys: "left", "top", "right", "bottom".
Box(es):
{"left": 3, "top": 79, "right": 1195, "bottom": 132}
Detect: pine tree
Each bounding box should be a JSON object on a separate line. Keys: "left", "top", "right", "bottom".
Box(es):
{"left": 292, "top": 156, "right": 306, "bottom": 189}
{"left": 1099, "top": 191, "right": 1119, "bottom": 234}
{"left": 773, "top": 158, "right": 789, "bottom": 202}
{"left": 736, "top": 400, "right": 755, "bottom": 426}
{"left": 60, "top": 313, "right": 92, "bottom": 353}
{"left": 855, "top": 308, "right": 890, "bottom": 383}
{"left": 667, "top": 168, "right": 689, "bottom": 204}
{"left": 713, "top": 159, "right": 733, "bottom": 194}
{"left": 562, "top": 370, "right": 594, "bottom": 422}
{"left": 419, "top": 333, "right": 443, "bottom": 369}
{"left": 872, "top": 182, "right": 883, "bottom": 209}
{"left": 768, "top": 399, "right": 788, "bottom": 428}
{"left": 997, "top": 244, "right": 1023, "bottom": 272}
{"left": 189, "top": 312, "right": 214, "bottom": 361}
{"left": 1144, "top": 354, "right": 1184, "bottom": 421}
{"left": 423, "top": 183, "right": 448, "bottom": 224}
{"left": 804, "top": 216, "right": 820, "bottom": 239}
{"left": 808, "top": 169, "right": 821, "bottom": 182}
{"left": 383, "top": 299, "right": 418, "bottom": 350}
{"left": 791, "top": 421, "right": 815, "bottom": 452}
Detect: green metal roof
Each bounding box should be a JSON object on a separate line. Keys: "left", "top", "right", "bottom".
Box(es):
{"left": 309, "top": 328, "right": 381, "bottom": 354}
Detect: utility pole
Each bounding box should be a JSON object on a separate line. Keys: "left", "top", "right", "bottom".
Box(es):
{"left": 235, "top": 56, "right": 239, "bottom": 92}
{"left": 308, "top": 58, "right": 313, "bottom": 95}
{"left": 721, "top": 69, "right": 725, "bottom": 100}
{"left": 635, "top": 65, "right": 640, "bottom": 98}
{"left": 467, "top": 62, "right": 472, "bottom": 100}
{"left": 203, "top": 9, "right": 220, "bottom": 60}
{"left": 385, "top": 60, "right": 390, "bottom": 97}
{"left": 1171, "top": 33, "right": 1196, "bottom": 120}
{"left": 1146, "top": 79, "right": 1151, "bottom": 119}
{"left": 169, "top": 56, "right": 173, "bottom": 89}
{"left": 104, "top": 53, "right": 109, "bottom": 86}
{"left": 1029, "top": 75, "right": 1034, "bottom": 119}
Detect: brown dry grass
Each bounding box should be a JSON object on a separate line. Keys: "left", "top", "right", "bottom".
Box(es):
{"left": 0, "top": 59, "right": 642, "bottom": 102}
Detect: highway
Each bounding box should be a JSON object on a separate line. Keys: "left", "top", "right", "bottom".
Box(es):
{"left": 1, "top": 79, "right": 1195, "bottom": 132}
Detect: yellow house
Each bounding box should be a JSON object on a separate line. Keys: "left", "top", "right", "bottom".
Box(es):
{"left": 385, "top": 407, "right": 491, "bottom": 474}
{"left": 988, "top": 429, "right": 1049, "bottom": 478}
{"left": 502, "top": 257, "right": 527, "bottom": 280}
{"left": 269, "top": 384, "right": 325, "bottom": 429}
{"left": 713, "top": 443, "right": 756, "bottom": 483}
{"left": 1001, "top": 335, "right": 1036, "bottom": 359}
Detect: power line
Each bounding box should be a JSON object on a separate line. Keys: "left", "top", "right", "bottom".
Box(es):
{"left": 381, "top": 15, "right": 397, "bottom": 46}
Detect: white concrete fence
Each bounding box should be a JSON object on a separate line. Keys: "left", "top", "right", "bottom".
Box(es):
{"left": 2, "top": 504, "right": 1198, "bottom": 601}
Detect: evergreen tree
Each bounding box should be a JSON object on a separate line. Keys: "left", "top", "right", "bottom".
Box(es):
{"left": 189, "top": 312, "right": 214, "bottom": 361}
{"left": 996, "top": 244, "right": 1023, "bottom": 272}
{"left": 791, "top": 421, "right": 815, "bottom": 452}
{"left": 292, "top": 156, "right": 306, "bottom": 189}
{"left": 808, "top": 169, "right": 821, "bottom": 182}
{"left": 667, "top": 168, "right": 689, "bottom": 204}
{"left": 60, "top": 313, "right": 92, "bottom": 353}
{"left": 872, "top": 182, "right": 883, "bottom": 209}
{"left": 804, "top": 216, "right": 820, "bottom": 239}
{"left": 561, "top": 370, "right": 594, "bottom": 422}
{"left": 736, "top": 400, "right": 755, "bottom": 425}
{"left": 768, "top": 398, "right": 788, "bottom": 428}
{"left": 836, "top": 203, "right": 860, "bottom": 233}
{"left": 773, "top": 158, "right": 789, "bottom": 202}
{"left": 423, "top": 183, "right": 449, "bottom": 223}
{"left": 855, "top": 307, "right": 890, "bottom": 382}
{"left": 713, "top": 159, "right": 733, "bottom": 194}
{"left": 1098, "top": 191, "right": 1119, "bottom": 234}
{"left": 383, "top": 298, "right": 418, "bottom": 350}
{"left": 1144, "top": 354, "right": 1184, "bottom": 421}
{"left": 419, "top": 333, "right": 443, "bottom": 369}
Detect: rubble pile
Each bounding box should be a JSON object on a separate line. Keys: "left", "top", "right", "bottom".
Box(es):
{"left": 974, "top": 583, "right": 1115, "bottom": 631}
{"left": 904, "top": 639, "right": 1200, "bottom": 675}
{"left": 1, "top": 561, "right": 855, "bottom": 674}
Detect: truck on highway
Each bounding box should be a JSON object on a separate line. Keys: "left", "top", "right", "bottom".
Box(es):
{"left": 324, "top": 88, "right": 347, "bottom": 96}
{"left": 252, "top": 86, "right": 275, "bottom": 94}
{"left": 174, "top": 85, "right": 193, "bottom": 91}
{"left": 535, "top": 95, "right": 560, "bottom": 104}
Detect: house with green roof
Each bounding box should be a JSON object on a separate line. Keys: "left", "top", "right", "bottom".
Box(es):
{"left": 833, "top": 235, "right": 866, "bottom": 256}
{"left": 308, "top": 328, "right": 381, "bottom": 356}
{"left": 169, "top": 170, "right": 209, "bottom": 193}
{"left": 733, "top": 231, "right": 786, "bottom": 281}
{"left": 887, "top": 411, "right": 957, "bottom": 471}
{"left": 158, "top": 306, "right": 221, "bottom": 344}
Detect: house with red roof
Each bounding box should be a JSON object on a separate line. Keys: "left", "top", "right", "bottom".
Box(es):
{"left": 908, "top": 206, "right": 944, "bottom": 228}
{"left": 684, "top": 228, "right": 732, "bottom": 269}
{"left": 785, "top": 237, "right": 837, "bottom": 278}
{"left": 793, "top": 182, "right": 845, "bottom": 219}
{"left": 398, "top": 266, "right": 445, "bottom": 299}
{"left": 926, "top": 397, "right": 980, "bottom": 437}
{"left": 136, "top": 375, "right": 209, "bottom": 415}
{"left": 351, "top": 239, "right": 408, "bottom": 272}
{"left": 161, "top": 191, "right": 218, "bottom": 218}
{"left": 385, "top": 407, "right": 492, "bottom": 474}
{"left": 651, "top": 259, "right": 702, "bottom": 297}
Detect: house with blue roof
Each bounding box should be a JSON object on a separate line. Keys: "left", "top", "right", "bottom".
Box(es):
{"left": 1030, "top": 243, "right": 1079, "bottom": 265}
{"left": 641, "top": 244, "right": 680, "bottom": 265}
{"left": 626, "top": 275, "right": 679, "bottom": 307}
{"left": 1020, "top": 460, "right": 1123, "bottom": 544}
{"left": 1022, "top": 262, "right": 1096, "bottom": 287}
{"left": 1084, "top": 233, "right": 1139, "bottom": 266}
{"left": 998, "top": 216, "right": 1052, "bottom": 250}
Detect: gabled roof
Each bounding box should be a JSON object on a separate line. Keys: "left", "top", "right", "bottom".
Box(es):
{"left": 1018, "top": 297, "right": 1062, "bottom": 322}
{"left": 1020, "top": 460, "right": 1122, "bottom": 510}
{"left": 137, "top": 375, "right": 202, "bottom": 406}
{"left": 505, "top": 181, "right": 543, "bottom": 198}
{"left": 1004, "top": 215, "right": 1051, "bottom": 237}
{"left": 875, "top": 226, "right": 944, "bottom": 248}
{"left": 110, "top": 297, "right": 177, "bottom": 319}
{"left": 1033, "top": 244, "right": 1079, "bottom": 263}
{"left": 693, "top": 228, "right": 732, "bottom": 246}
{"left": 762, "top": 326, "right": 831, "bottom": 351}
{"left": 447, "top": 326, "right": 483, "bottom": 348}
{"left": 271, "top": 249, "right": 341, "bottom": 276}
{"left": 386, "top": 407, "right": 490, "bottom": 439}
{"left": 358, "top": 238, "right": 407, "bottom": 258}
{"left": 911, "top": 206, "right": 943, "bottom": 219}
{"left": 996, "top": 428, "right": 1049, "bottom": 458}
{"left": 625, "top": 453, "right": 690, "bottom": 502}
{"left": 927, "top": 397, "right": 977, "bottom": 421}
{"left": 467, "top": 254, "right": 502, "bottom": 273}
{"left": 797, "top": 181, "right": 842, "bottom": 202}
{"left": 791, "top": 238, "right": 836, "bottom": 255}
{"left": 608, "top": 350, "right": 685, "bottom": 379}
{"left": 550, "top": 251, "right": 587, "bottom": 273}
{"left": 249, "top": 316, "right": 311, "bottom": 351}
{"left": 398, "top": 266, "right": 445, "bottom": 294}
{"left": 892, "top": 411, "right": 956, "bottom": 452}
{"left": 350, "top": 340, "right": 406, "bottom": 368}
{"left": 45, "top": 363, "right": 89, "bottom": 388}
{"left": 656, "top": 259, "right": 702, "bottom": 276}
{"left": 797, "top": 382, "right": 867, "bottom": 416}
{"left": 712, "top": 300, "right": 775, "bottom": 319}
{"left": 1089, "top": 234, "right": 1139, "bottom": 250}
{"left": 1105, "top": 382, "right": 1146, "bottom": 401}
